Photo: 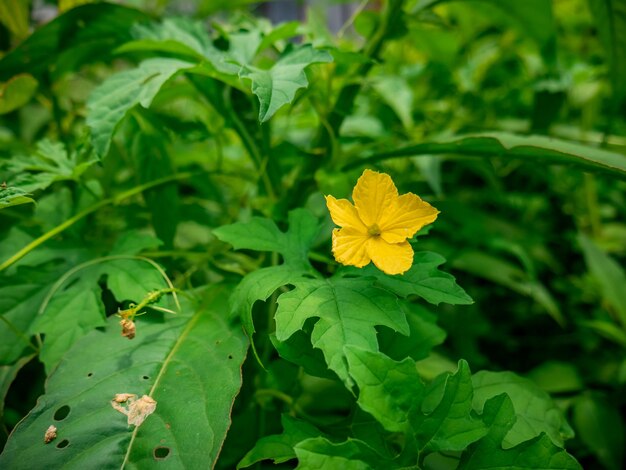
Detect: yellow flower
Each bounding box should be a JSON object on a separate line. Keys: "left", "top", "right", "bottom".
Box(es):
{"left": 325, "top": 169, "right": 439, "bottom": 275}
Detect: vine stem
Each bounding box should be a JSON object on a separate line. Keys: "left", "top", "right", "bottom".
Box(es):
{"left": 0, "top": 172, "right": 193, "bottom": 272}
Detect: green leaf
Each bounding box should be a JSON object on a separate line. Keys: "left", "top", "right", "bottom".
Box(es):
{"left": 460, "top": 395, "right": 582, "bottom": 469}
{"left": 238, "top": 415, "right": 321, "bottom": 468}
{"left": 121, "top": 17, "right": 214, "bottom": 61}
{"left": 0, "top": 74, "right": 38, "bottom": 114}
{"left": 239, "top": 44, "right": 332, "bottom": 122}
{"left": 31, "top": 258, "right": 172, "bottom": 373}
{"left": 87, "top": 58, "right": 194, "bottom": 158}
{"left": 587, "top": 0, "right": 626, "bottom": 101}
{"left": 0, "top": 270, "right": 61, "bottom": 365}
{"left": 270, "top": 331, "right": 336, "bottom": 380}
{"left": 4, "top": 139, "right": 97, "bottom": 193}
{"left": 362, "top": 251, "right": 473, "bottom": 305}
{"left": 378, "top": 303, "right": 446, "bottom": 362}
{"left": 231, "top": 265, "right": 307, "bottom": 336}
{"left": 578, "top": 233, "right": 626, "bottom": 329}
{"left": 345, "top": 346, "right": 424, "bottom": 433}
{"left": 32, "top": 288, "right": 106, "bottom": 373}
{"left": 275, "top": 276, "right": 409, "bottom": 385}
{"left": 0, "top": 286, "right": 248, "bottom": 469}
{"left": 573, "top": 394, "right": 624, "bottom": 470}
{"left": 129, "top": 115, "right": 180, "bottom": 248}
{"left": 294, "top": 437, "right": 393, "bottom": 469}
{"left": 371, "top": 75, "right": 414, "bottom": 129}
{"left": 214, "top": 208, "right": 321, "bottom": 268}
{"left": 352, "top": 132, "right": 626, "bottom": 179}
{"left": 412, "top": 360, "right": 486, "bottom": 452}
{"left": 0, "top": 185, "right": 35, "bottom": 210}
{"left": 0, "top": 4, "right": 149, "bottom": 81}
{"left": 471, "top": 370, "right": 574, "bottom": 448}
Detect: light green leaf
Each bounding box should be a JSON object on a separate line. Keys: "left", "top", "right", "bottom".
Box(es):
{"left": 371, "top": 75, "right": 414, "bottom": 129}
{"left": 345, "top": 346, "right": 424, "bottom": 433}
{"left": 0, "top": 287, "right": 248, "bottom": 469}
{"left": 573, "top": 394, "right": 624, "bottom": 470}
{"left": 294, "top": 437, "right": 393, "bottom": 470}
{"left": 353, "top": 132, "right": 626, "bottom": 179}
{"left": 471, "top": 370, "right": 574, "bottom": 448}
{"left": 412, "top": 360, "right": 486, "bottom": 452}
{"left": 87, "top": 58, "right": 194, "bottom": 157}
{"left": 275, "top": 277, "right": 409, "bottom": 385}
{"left": 578, "top": 233, "right": 626, "bottom": 329}
{"left": 238, "top": 415, "right": 321, "bottom": 468}
{"left": 0, "top": 74, "right": 38, "bottom": 114}
{"left": 0, "top": 0, "right": 29, "bottom": 41}
{"left": 0, "top": 185, "right": 35, "bottom": 210}
{"left": 239, "top": 44, "right": 332, "bottom": 122}
{"left": 460, "top": 394, "right": 582, "bottom": 469}
{"left": 214, "top": 208, "right": 321, "bottom": 268}
{"left": 587, "top": 0, "right": 626, "bottom": 101}
{"left": 124, "top": 17, "right": 213, "bottom": 60}
{"left": 4, "top": 139, "right": 97, "bottom": 193}
{"left": 363, "top": 251, "right": 473, "bottom": 305}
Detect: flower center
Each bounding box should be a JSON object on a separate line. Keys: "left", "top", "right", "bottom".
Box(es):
{"left": 367, "top": 224, "right": 381, "bottom": 237}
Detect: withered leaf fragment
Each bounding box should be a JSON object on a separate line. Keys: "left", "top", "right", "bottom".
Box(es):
{"left": 44, "top": 425, "right": 57, "bottom": 444}
{"left": 120, "top": 319, "right": 136, "bottom": 339}
{"left": 111, "top": 393, "right": 157, "bottom": 427}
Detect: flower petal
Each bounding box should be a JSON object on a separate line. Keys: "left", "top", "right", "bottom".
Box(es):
{"left": 366, "top": 237, "right": 413, "bottom": 275}
{"left": 352, "top": 169, "right": 398, "bottom": 227}
{"left": 325, "top": 195, "right": 367, "bottom": 231}
{"left": 378, "top": 193, "right": 439, "bottom": 243}
{"left": 331, "top": 228, "right": 371, "bottom": 268}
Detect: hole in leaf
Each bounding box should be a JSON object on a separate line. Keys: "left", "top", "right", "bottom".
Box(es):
{"left": 87, "top": 372, "right": 93, "bottom": 377}
{"left": 56, "top": 439, "right": 69, "bottom": 449}
{"left": 153, "top": 446, "right": 170, "bottom": 460}
{"left": 53, "top": 405, "right": 70, "bottom": 421}
{"left": 227, "top": 355, "right": 233, "bottom": 359}
{"left": 142, "top": 375, "right": 149, "bottom": 380}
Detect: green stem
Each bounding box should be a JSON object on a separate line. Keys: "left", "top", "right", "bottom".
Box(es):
{"left": 0, "top": 172, "right": 193, "bottom": 272}
{"left": 225, "top": 90, "right": 276, "bottom": 200}
{"left": 324, "top": 0, "right": 405, "bottom": 140}
{"left": 584, "top": 173, "right": 602, "bottom": 237}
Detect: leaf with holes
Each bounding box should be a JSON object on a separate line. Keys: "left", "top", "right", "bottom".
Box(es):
{"left": 239, "top": 44, "right": 332, "bottom": 122}
{"left": 0, "top": 286, "right": 248, "bottom": 469}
